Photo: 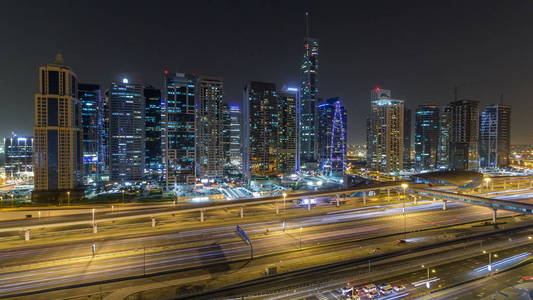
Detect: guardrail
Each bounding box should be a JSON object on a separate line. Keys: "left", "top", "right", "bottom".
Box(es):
{"left": 0, "top": 184, "right": 401, "bottom": 239}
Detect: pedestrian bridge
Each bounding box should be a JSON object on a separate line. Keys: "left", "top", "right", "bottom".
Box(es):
{"left": 410, "top": 187, "right": 533, "bottom": 214}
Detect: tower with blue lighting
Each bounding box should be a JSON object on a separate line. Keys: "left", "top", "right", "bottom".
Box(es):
{"left": 414, "top": 105, "right": 440, "bottom": 171}
{"left": 107, "top": 78, "right": 145, "bottom": 182}
{"left": 144, "top": 86, "right": 162, "bottom": 180}
{"left": 78, "top": 83, "right": 105, "bottom": 184}
{"left": 317, "top": 97, "right": 347, "bottom": 175}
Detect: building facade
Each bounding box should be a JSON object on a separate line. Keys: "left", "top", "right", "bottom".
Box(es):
{"left": 449, "top": 99, "right": 480, "bottom": 171}
{"left": 107, "top": 79, "right": 145, "bottom": 182}
{"left": 33, "top": 54, "right": 83, "bottom": 203}
{"left": 195, "top": 76, "right": 225, "bottom": 180}
{"left": 414, "top": 105, "right": 440, "bottom": 171}
{"left": 243, "top": 81, "right": 278, "bottom": 180}
{"left": 78, "top": 83, "right": 105, "bottom": 184}
{"left": 3, "top": 136, "right": 33, "bottom": 181}
{"left": 317, "top": 97, "right": 347, "bottom": 175}
{"left": 144, "top": 86, "right": 162, "bottom": 179}
{"left": 403, "top": 107, "right": 412, "bottom": 169}
{"left": 437, "top": 106, "right": 450, "bottom": 169}
{"left": 278, "top": 88, "right": 298, "bottom": 174}
{"left": 479, "top": 104, "right": 511, "bottom": 169}
{"left": 228, "top": 105, "right": 242, "bottom": 166}
{"left": 162, "top": 72, "right": 196, "bottom": 187}
{"left": 299, "top": 36, "right": 319, "bottom": 171}
{"left": 367, "top": 90, "right": 404, "bottom": 172}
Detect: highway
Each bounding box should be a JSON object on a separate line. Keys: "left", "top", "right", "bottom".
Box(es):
{"left": 0, "top": 199, "right": 526, "bottom": 299}
{"left": 0, "top": 180, "right": 531, "bottom": 299}
{"left": 219, "top": 230, "right": 533, "bottom": 300}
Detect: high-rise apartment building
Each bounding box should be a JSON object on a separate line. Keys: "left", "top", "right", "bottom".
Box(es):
{"left": 449, "top": 99, "right": 480, "bottom": 171}
{"left": 3, "top": 136, "right": 33, "bottom": 180}
{"left": 278, "top": 88, "right": 298, "bottom": 174}
{"left": 162, "top": 72, "right": 196, "bottom": 187}
{"left": 33, "top": 54, "right": 83, "bottom": 203}
{"left": 228, "top": 105, "right": 242, "bottom": 166}
{"left": 195, "top": 76, "right": 225, "bottom": 180}
{"left": 107, "top": 79, "right": 145, "bottom": 182}
{"left": 78, "top": 83, "right": 104, "bottom": 184}
{"left": 404, "top": 107, "right": 412, "bottom": 169}
{"left": 299, "top": 31, "right": 319, "bottom": 171}
{"left": 414, "top": 105, "right": 440, "bottom": 171}
{"left": 367, "top": 88, "right": 404, "bottom": 172}
{"left": 479, "top": 104, "right": 511, "bottom": 169}
{"left": 222, "top": 104, "right": 231, "bottom": 165}
{"left": 437, "top": 106, "right": 451, "bottom": 169}
{"left": 144, "top": 86, "right": 162, "bottom": 179}
{"left": 243, "top": 81, "right": 278, "bottom": 180}
{"left": 317, "top": 97, "right": 347, "bottom": 175}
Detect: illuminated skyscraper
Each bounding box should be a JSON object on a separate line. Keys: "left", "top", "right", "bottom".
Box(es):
{"left": 437, "top": 106, "right": 450, "bottom": 168}
{"left": 107, "top": 79, "right": 145, "bottom": 182}
{"left": 3, "top": 135, "right": 33, "bottom": 180}
{"left": 414, "top": 105, "right": 440, "bottom": 171}
{"left": 367, "top": 88, "right": 404, "bottom": 172}
{"left": 162, "top": 72, "right": 196, "bottom": 187}
{"left": 317, "top": 97, "right": 347, "bottom": 175}
{"left": 222, "top": 103, "right": 231, "bottom": 165}
{"left": 195, "top": 76, "right": 225, "bottom": 180}
{"left": 479, "top": 104, "right": 511, "bottom": 169}
{"left": 33, "top": 54, "right": 83, "bottom": 203}
{"left": 144, "top": 86, "right": 162, "bottom": 179}
{"left": 449, "top": 99, "right": 480, "bottom": 171}
{"left": 78, "top": 83, "right": 104, "bottom": 183}
{"left": 228, "top": 105, "right": 242, "bottom": 166}
{"left": 243, "top": 81, "right": 278, "bottom": 180}
{"left": 278, "top": 88, "right": 298, "bottom": 174}
{"left": 299, "top": 13, "right": 319, "bottom": 171}
{"left": 404, "top": 107, "right": 412, "bottom": 169}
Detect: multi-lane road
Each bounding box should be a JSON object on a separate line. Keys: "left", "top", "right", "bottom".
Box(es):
{"left": 0, "top": 199, "right": 529, "bottom": 299}
{"left": 0, "top": 183, "right": 531, "bottom": 299}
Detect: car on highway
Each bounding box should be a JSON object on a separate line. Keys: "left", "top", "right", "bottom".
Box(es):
{"left": 297, "top": 198, "right": 317, "bottom": 207}
{"left": 362, "top": 283, "right": 377, "bottom": 293}
{"left": 393, "top": 284, "right": 406, "bottom": 292}
{"left": 378, "top": 283, "right": 393, "bottom": 295}
{"left": 366, "top": 289, "right": 380, "bottom": 299}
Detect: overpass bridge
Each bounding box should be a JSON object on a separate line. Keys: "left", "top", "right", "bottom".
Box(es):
{"left": 0, "top": 183, "right": 400, "bottom": 240}
{"left": 409, "top": 187, "right": 533, "bottom": 222}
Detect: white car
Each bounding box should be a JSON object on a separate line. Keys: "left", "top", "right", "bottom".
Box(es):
{"left": 393, "top": 284, "right": 406, "bottom": 292}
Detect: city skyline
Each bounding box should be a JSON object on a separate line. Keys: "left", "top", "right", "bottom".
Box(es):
{"left": 1, "top": 1, "right": 532, "bottom": 145}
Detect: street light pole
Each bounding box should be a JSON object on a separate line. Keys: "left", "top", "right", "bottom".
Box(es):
{"left": 299, "top": 226, "right": 303, "bottom": 250}
{"left": 67, "top": 191, "right": 70, "bottom": 207}
{"left": 282, "top": 192, "right": 287, "bottom": 216}
{"left": 401, "top": 183, "right": 408, "bottom": 239}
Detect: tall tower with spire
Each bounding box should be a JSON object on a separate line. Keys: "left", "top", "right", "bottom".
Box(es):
{"left": 298, "top": 12, "right": 320, "bottom": 171}
{"left": 32, "top": 53, "right": 83, "bottom": 203}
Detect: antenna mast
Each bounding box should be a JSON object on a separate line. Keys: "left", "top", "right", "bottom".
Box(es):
{"left": 305, "top": 12, "right": 310, "bottom": 37}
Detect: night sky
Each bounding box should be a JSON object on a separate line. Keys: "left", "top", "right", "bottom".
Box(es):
{"left": 0, "top": 0, "right": 532, "bottom": 144}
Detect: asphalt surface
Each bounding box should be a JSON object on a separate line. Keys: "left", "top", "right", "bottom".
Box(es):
{"left": 0, "top": 199, "right": 522, "bottom": 298}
